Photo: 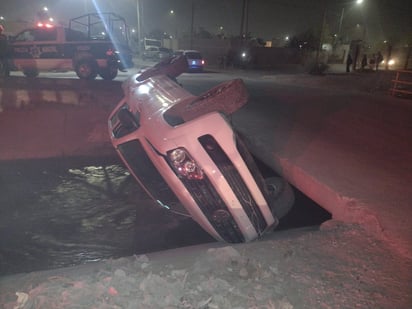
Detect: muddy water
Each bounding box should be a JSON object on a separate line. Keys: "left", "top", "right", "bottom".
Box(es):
{"left": 0, "top": 157, "right": 214, "bottom": 276}
{"left": 0, "top": 157, "right": 330, "bottom": 276}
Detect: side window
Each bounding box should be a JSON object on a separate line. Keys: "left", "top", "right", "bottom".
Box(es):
{"left": 14, "top": 30, "right": 35, "bottom": 42}
{"left": 14, "top": 29, "right": 57, "bottom": 42}
{"left": 66, "top": 29, "right": 88, "bottom": 41}
{"left": 32, "top": 28, "right": 57, "bottom": 41}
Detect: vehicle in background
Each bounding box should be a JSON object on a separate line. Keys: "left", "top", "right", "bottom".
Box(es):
{"left": 142, "top": 46, "right": 160, "bottom": 60}
{"left": 142, "top": 46, "right": 173, "bottom": 61}
{"left": 174, "top": 49, "right": 205, "bottom": 72}
{"left": 158, "top": 47, "right": 173, "bottom": 60}
{"left": 143, "top": 38, "right": 162, "bottom": 51}
{"left": 8, "top": 13, "right": 134, "bottom": 80}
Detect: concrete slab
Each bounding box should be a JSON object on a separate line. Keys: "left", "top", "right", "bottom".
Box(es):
{"left": 233, "top": 88, "right": 412, "bottom": 259}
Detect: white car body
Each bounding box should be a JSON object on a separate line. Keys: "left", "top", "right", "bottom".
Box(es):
{"left": 108, "top": 60, "right": 289, "bottom": 242}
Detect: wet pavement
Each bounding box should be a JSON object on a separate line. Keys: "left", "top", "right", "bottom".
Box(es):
{"left": 0, "top": 156, "right": 330, "bottom": 276}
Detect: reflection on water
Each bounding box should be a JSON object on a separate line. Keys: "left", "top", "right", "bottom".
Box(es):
{"left": 0, "top": 157, "right": 214, "bottom": 276}
{"left": 0, "top": 156, "right": 330, "bottom": 276}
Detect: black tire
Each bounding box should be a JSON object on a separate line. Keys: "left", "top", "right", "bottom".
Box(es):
{"left": 99, "top": 63, "right": 118, "bottom": 80}
{"left": 75, "top": 59, "right": 97, "bottom": 80}
{"left": 23, "top": 69, "right": 39, "bottom": 78}
{"left": 265, "top": 177, "right": 294, "bottom": 219}
{"left": 234, "top": 133, "right": 294, "bottom": 219}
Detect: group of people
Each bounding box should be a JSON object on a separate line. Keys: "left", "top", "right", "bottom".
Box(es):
{"left": 346, "top": 51, "right": 384, "bottom": 73}
{"left": 0, "top": 24, "right": 10, "bottom": 76}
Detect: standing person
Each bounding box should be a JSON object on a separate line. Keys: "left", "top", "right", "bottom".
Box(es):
{"left": 376, "top": 51, "right": 383, "bottom": 70}
{"left": 346, "top": 54, "right": 353, "bottom": 73}
{"left": 369, "top": 53, "right": 376, "bottom": 69}
{"left": 361, "top": 54, "right": 368, "bottom": 70}
{"left": 0, "top": 24, "right": 10, "bottom": 76}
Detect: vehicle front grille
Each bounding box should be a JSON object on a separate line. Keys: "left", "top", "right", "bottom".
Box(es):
{"left": 117, "top": 139, "right": 180, "bottom": 206}
{"left": 111, "top": 105, "right": 140, "bottom": 139}
{"left": 199, "top": 134, "right": 268, "bottom": 236}
{"left": 179, "top": 176, "right": 245, "bottom": 243}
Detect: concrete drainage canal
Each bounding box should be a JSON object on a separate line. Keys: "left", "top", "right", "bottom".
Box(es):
{"left": 0, "top": 156, "right": 331, "bottom": 276}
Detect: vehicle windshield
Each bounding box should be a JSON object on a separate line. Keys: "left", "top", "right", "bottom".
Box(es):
{"left": 185, "top": 52, "right": 202, "bottom": 59}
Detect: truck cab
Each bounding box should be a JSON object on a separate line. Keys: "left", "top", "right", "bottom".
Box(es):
{"left": 8, "top": 13, "right": 134, "bottom": 80}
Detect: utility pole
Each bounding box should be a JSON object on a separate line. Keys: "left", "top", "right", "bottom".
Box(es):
{"left": 315, "top": 1, "right": 327, "bottom": 68}
{"left": 190, "top": 1, "right": 194, "bottom": 49}
{"left": 136, "top": 0, "right": 142, "bottom": 54}
{"left": 338, "top": 7, "right": 344, "bottom": 40}
{"left": 239, "top": 0, "right": 248, "bottom": 41}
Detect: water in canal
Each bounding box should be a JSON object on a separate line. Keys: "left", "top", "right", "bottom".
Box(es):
{"left": 0, "top": 156, "right": 330, "bottom": 276}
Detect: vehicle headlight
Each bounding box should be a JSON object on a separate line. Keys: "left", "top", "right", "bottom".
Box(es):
{"left": 169, "top": 148, "right": 186, "bottom": 163}
{"left": 167, "top": 148, "right": 203, "bottom": 180}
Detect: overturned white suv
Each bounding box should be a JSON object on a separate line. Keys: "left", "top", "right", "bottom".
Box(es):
{"left": 108, "top": 56, "right": 294, "bottom": 243}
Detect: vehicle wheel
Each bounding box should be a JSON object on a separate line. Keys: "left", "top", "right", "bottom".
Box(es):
{"left": 23, "top": 69, "right": 39, "bottom": 78}
{"left": 75, "top": 59, "right": 97, "bottom": 80}
{"left": 99, "top": 63, "right": 118, "bottom": 80}
{"left": 265, "top": 177, "right": 295, "bottom": 219}
{"left": 234, "top": 132, "right": 294, "bottom": 218}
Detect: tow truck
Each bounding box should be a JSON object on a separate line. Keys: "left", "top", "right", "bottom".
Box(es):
{"left": 8, "top": 13, "right": 134, "bottom": 80}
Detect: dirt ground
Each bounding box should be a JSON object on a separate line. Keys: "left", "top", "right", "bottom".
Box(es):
{"left": 1, "top": 222, "right": 411, "bottom": 309}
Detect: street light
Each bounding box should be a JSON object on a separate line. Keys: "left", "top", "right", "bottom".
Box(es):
{"left": 338, "top": 0, "right": 364, "bottom": 41}
{"left": 169, "top": 9, "right": 177, "bottom": 39}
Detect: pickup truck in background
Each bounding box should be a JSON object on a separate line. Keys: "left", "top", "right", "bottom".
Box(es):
{"left": 8, "top": 13, "right": 134, "bottom": 80}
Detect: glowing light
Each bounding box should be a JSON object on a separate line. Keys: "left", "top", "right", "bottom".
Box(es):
{"left": 137, "top": 84, "right": 150, "bottom": 95}
{"left": 91, "top": 0, "right": 126, "bottom": 65}
{"left": 37, "top": 22, "right": 54, "bottom": 28}
{"left": 157, "top": 200, "right": 170, "bottom": 210}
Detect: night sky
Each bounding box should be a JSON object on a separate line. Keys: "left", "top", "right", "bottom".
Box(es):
{"left": 0, "top": 0, "right": 411, "bottom": 43}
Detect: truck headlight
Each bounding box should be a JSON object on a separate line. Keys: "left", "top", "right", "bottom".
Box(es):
{"left": 167, "top": 148, "right": 204, "bottom": 180}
